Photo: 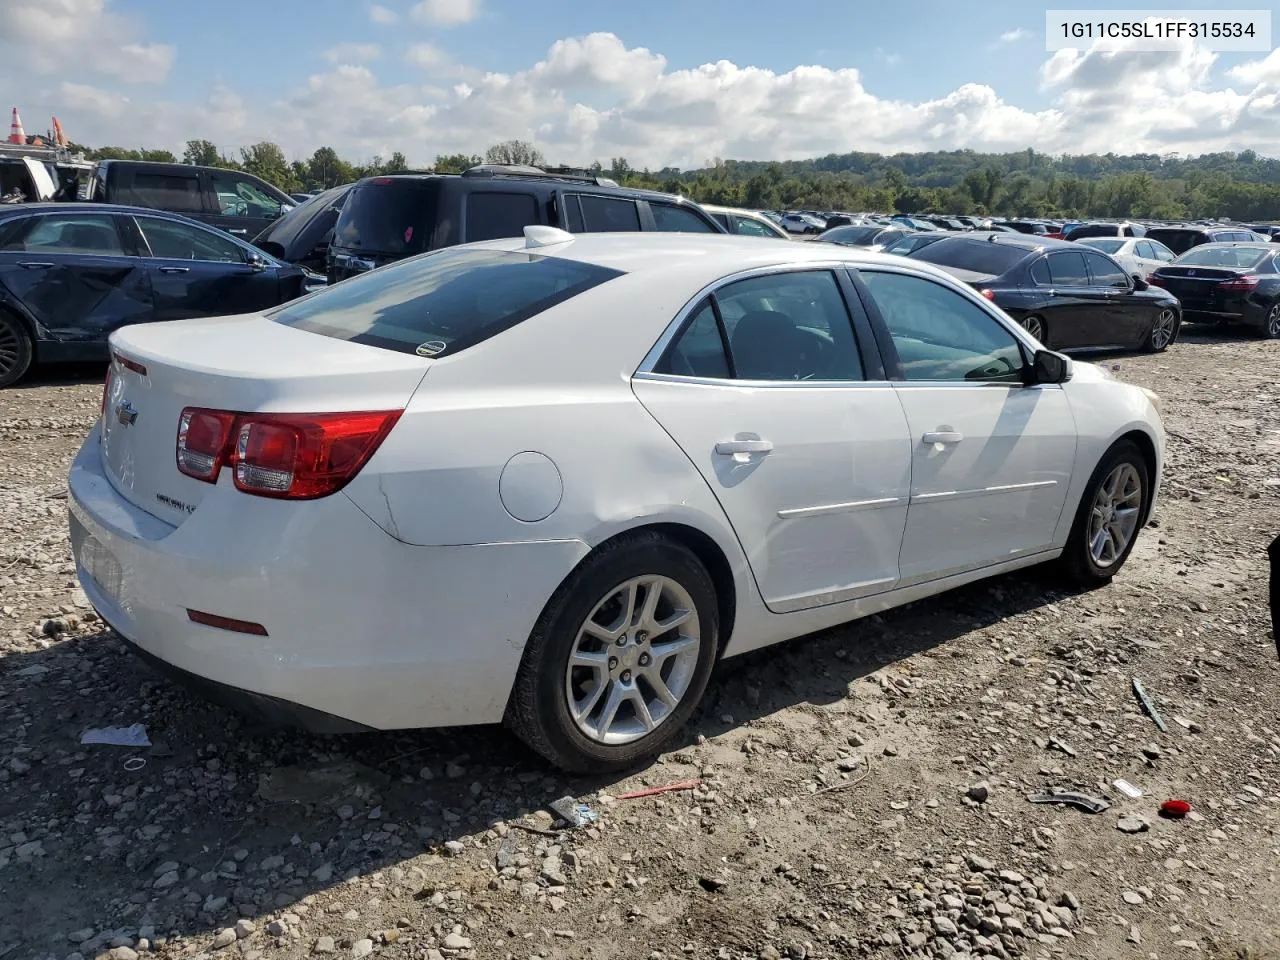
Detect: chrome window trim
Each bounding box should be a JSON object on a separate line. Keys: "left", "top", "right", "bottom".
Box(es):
{"left": 130, "top": 214, "right": 255, "bottom": 266}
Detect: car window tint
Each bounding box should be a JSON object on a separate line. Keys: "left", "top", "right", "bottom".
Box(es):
{"left": 1029, "top": 257, "right": 1051, "bottom": 286}
{"left": 1152, "top": 242, "right": 1175, "bottom": 261}
{"left": 861, "top": 271, "right": 1023, "bottom": 383}
{"left": 734, "top": 217, "right": 774, "bottom": 238}
{"left": 464, "top": 192, "right": 540, "bottom": 242}
{"left": 1082, "top": 251, "right": 1129, "bottom": 287}
{"left": 272, "top": 248, "right": 623, "bottom": 358}
{"left": 907, "top": 238, "right": 1027, "bottom": 275}
{"left": 575, "top": 195, "right": 641, "bottom": 232}
{"left": 713, "top": 271, "right": 862, "bottom": 381}
{"left": 129, "top": 173, "right": 203, "bottom": 213}
{"left": 137, "top": 217, "right": 246, "bottom": 263}
{"left": 1134, "top": 241, "right": 1154, "bottom": 259}
{"left": 1047, "top": 251, "right": 1090, "bottom": 286}
{"left": 655, "top": 299, "right": 731, "bottom": 378}
{"left": 5, "top": 213, "right": 125, "bottom": 255}
{"left": 709, "top": 213, "right": 729, "bottom": 229}
{"left": 209, "top": 172, "right": 284, "bottom": 219}
{"left": 649, "top": 203, "right": 715, "bottom": 233}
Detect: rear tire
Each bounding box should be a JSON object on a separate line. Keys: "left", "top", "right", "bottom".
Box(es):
{"left": 1259, "top": 302, "right": 1280, "bottom": 340}
{"left": 505, "top": 531, "right": 719, "bottom": 773}
{"left": 0, "top": 310, "right": 33, "bottom": 389}
{"left": 1143, "top": 308, "right": 1179, "bottom": 353}
{"left": 1021, "top": 314, "right": 1049, "bottom": 347}
{"left": 1059, "top": 440, "right": 1150, "bottom": 587}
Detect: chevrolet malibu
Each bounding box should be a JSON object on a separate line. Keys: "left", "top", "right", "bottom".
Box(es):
{"left": 69, "top": 229, "right": 1164, "bottom": 772}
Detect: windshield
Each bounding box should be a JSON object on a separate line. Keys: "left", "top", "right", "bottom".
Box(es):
{"left": 907, "top": 237, "right": 1028, "bottom": 276}
{"left": 1174, "top": 245, "right": 1272, "bottom": 268}
{"left": 271, "top": 248, "right": 623, "bottom": 357}
{"left": 817, "top": 226, "right": 883, "bottom": 245}
{"left": 333, "top": 178, "right": 438, "bottom": 256}
{"left": 1146, "top": 229, "right": 1204, "bottom": 255}
{"left": 1079, "top": 238, "right": 1125, "bottom": 253}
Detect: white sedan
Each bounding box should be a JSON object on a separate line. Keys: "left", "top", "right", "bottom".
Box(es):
{"left": 69, "top": 228, "right": 1164, "bottom": 771}
{"left": 1077, "top": 236, "right": 1177, "bottom": 281}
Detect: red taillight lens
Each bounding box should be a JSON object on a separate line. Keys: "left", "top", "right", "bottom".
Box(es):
{"left": 101, "top": 366, "right": 113, "bottom": 420}
{"left": 1219, "top": 274, "right": 1260, "bottom": 291}
{"left": 977, "top": 287, "right": 996, "bottom": 301}
{"left": 176, "top": 408, "right": 401, "bottom": 499}
{"left": 1146, "top": 274, "right": 1163, "bottom": 288}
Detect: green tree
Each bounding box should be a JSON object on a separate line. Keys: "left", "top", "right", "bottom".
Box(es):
{"left": 384, "top": 151, "right": 409, "bottom": 173}
{"left": 484, "top": 140, "right": 545, "bottom": 166}
{"left": 183, "top": 140, "right": 221, "bottom": 166}
{"left": 239, "top": 142, "right": 296, "bottom": 191}
{"left": 433, "top": 153, "right": 483, "bottom": 173}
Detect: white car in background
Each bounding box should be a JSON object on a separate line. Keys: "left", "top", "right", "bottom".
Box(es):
{"left": 1077, "top": 236, "right": 1177, "bottom": 281}
{"left": 701, "top": 204, "right": 792, "bottom": 239}
{"left": 69, "top": 229, "right": 1164, "bottom": 772}
{"left": 778, "top": 213, "right": 827, "bottom": 235}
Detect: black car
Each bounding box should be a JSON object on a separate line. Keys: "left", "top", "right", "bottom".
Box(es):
{"left": 1145, "top": 225, "right": 1264, "bottom": 256}
{"left": 1000, "top": 220, "right": 1051, "bottom": 236}
{"left": 90, "top": 160, "right": 296, "bottom": 239}
{"left": 878, "top": 231, "right": 950, "bottom": 256}
{"left": 813, "top": 225, "right": 905, "bottom": 248}
{"left": 253, "top": 184, "right": 351, "bottom": 273}
{"left": 328, "top": 165, "right": 725, "bottom": 283}
{"left": 1063, "top": 221, "right": 1147, "bottom": 241}
{"left": 0, "top": 203, "right": 308, "bottom": 387}
{"left": 906, "top": 234, "right": 1181, "bottom": 353}
{"left": 1149, "top": 242, "right": 1280, "bottom": 339}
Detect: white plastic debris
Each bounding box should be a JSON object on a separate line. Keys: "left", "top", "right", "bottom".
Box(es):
{"left": 80, "top": 723, "right": 151, "bottom": 747}
{"left": 1113, "top": 778, "right": 1143, "bottom": 799}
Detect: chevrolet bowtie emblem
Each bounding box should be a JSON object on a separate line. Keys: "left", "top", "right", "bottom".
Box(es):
{"left": 115, "top": 401, "right": 138, "bottom": 426}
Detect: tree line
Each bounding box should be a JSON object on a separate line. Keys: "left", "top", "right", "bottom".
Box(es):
{"left": 67, "top": 138, "right": 1280, "bottom": 221}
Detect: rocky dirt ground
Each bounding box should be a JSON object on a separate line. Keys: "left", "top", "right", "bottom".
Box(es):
{"left": 1, "top": 333, "right": 1279, "bottom": 960}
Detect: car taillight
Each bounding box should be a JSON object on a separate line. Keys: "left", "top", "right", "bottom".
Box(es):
{"left": 101, "top": 366, "right": 113, "bottom": 420}
{"left": 1219, "top": 274, "right": 1260, "bottom": 291}
{"left": 1146, "top": 274, "right": 1163, "bottom": 287}
{"left": 977, "top": 288, "right": 996, "bottom": 300}
{"left": 175, "top": 408, "right": 401, "bottom": 499}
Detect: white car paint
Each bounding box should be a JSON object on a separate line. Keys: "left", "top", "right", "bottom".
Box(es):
{"left": 68, "top": 232, "right": 1164, "bottom": 739}
{"left": 1077, "top": 236, "right": 1176, "bottom": 280}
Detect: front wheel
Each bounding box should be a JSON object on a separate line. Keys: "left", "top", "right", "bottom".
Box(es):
{"left": 0, "top": 311, "right": 33, "bottom": 389}
{"left": 1143, "top": 308, "right": 1179, "bottom": 352}
{"left": 506, "top": 532, "right": 719, "bottom": 772}
{"left": 1059, "top": 440, "right": 1150, "bottom": 586}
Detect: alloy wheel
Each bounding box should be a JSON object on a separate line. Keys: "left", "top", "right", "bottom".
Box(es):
{"left": 1150, "top": 309, "right": 1177, "bottom": 350}
{"left": 564, "top": 575, "right": 701, "bottom": 745}
{"left": 1021, "top": 316, "right": 1045, "bottom": 341}
{"left": 0, "top": 318, "right": 19, "bottom": 379}
{"left": 1268, "top": 304, "right": 1280, "bottom": 339}
{"left": 1087, "top": 462, "right": 1143, "bottom": 568}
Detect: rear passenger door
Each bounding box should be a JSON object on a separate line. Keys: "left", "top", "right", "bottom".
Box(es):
{"left": 1039, "top": 250, "right": 1106, "bottom": 348}
{"left": 1081, "top": 249, "right": 1148, "bottom": 347}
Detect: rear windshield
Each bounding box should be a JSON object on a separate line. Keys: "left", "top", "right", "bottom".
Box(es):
{"left": 1078, "top": 237, "right": 1125, "bottom": 253}
{"left": 906, "top": 237, "right": 1028, "bottom": 275}
{"left": 270, "top": 248, "right": 623, "bottom": 357}
{"left": 1145, "top": 229, "right": 1203, "bottom": 255}
{"left": 818, "top": 225, "right": 883, "bottom": 245}
{"left": 1175, "top": 244, "right": 1272, "bottom": 268}
{"left": 1064, "top": 225, "right": 1119, "bottom": 240}
{"left": 333, "top": 178, "right": 438, "bottom": 256}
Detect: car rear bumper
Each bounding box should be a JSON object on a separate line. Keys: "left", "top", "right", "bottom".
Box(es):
{"left": 68, "top": 431, "right": 590, "bottom": 730}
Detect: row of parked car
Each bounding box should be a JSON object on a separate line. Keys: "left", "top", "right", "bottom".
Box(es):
{"left": 1, "top": 156, "right": 1277, "bottom": 387}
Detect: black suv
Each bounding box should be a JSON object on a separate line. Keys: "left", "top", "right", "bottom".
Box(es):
{"left": 90, "top": 160, "right": 295, "bottom": 239}
{"left": 1145, "top": 224, "right": 1265, "bottom": 256}
{"left": 327, "top": 165, "right": 725, "bottom": 283}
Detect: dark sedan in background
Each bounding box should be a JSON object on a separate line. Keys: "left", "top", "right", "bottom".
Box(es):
{"left": 1150, "top": 242, "right": 1280, "bottom": 339}
{"left": 906, "top": 234, "right": 1182, "bottom": 353}
{"left": 252, "top": 183, "right": 351, "bottom": 274}
{"left": 0, "top": 203, "right": 310, "bottom": 387}
{"left": 814, "top": 224, "right": 906, "bottom": 248}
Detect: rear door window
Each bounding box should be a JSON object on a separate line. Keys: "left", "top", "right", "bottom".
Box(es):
{"left": 654, "top": 299, "right": 732, "bottom": 378}
{"left": 649, "top": 202, "right": 715, "bottom": 233}
{"left": 2, "top": 213, "right": 126, "bottom": 255}
{"left": 135, "top": 217, "right": 247, "bottom": 263}
{"left": 209, "top": 171, "right": 286, "bottom": 219}
{"left": 1047, "top": 251, "right": 1090, "bottom": 286}
{"left": 271, "top": 248, "right": 623, "bottom": 357}
{"left": 1082, "top": 251, "right": 1130, "bottom": 287}
{"left": 128, "top": 172, "right": 203, "bottom": 213}
{"left": 574, "top": 194, "right": 641, "bottom": 232}
{"left": 464, "top": 192, "right": 540, "bottom": 242}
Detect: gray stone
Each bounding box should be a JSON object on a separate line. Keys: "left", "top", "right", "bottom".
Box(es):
{"left": 153, "top": 871, "right": 180, "bottom": 890}
{"left": 967, "top": 855, "right": 995, "bottom": 872}
{"left": 934, "top": 916, "right": 959, "bottom": 936}
{"left": 966, "top": 783, "right": 990, "bottom": 804}
{"left": 1117, "top": 815, "right": 1150, "bottom": 834}
{"left": 311, "top": 863, "right": 334, "bottom": 882}
{"left": 266, "top": 920, "right": 287, "bottom": 937}
{"left": 351, "top": 939, "right": 374, "bottom": 958}
{"left": 442, "top": 840, "right": 466, "bottom": 857}
{"left": 1142, "top": 743, "right": 1162, "bottom": 760}
{"left": 235, "top": 920, "right": 257, "bottom": 939}
{"left": 259, "top": 855, "right": 285, "bottom": 871}
{"left": 67, "top": 929, "right": 95, "bottom": 944}
{"left": 212, "top": 929, "right": 238, "bottom": 950}
{"left": 314, "top": 937, "right": 336, "bottom": 954}
{"left": 442, "top": 932, "right": 473, "bottom": 951}
{"left": 1123, "top": 890, "right": 1145, "bottom": 905}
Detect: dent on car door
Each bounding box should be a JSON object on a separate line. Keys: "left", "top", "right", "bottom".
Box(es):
{"left": 631, "top": 269, "right": 913, "bottom": 613}
{"left": 0, "top": 212, "right": 151, "bottom": 345}
{"left": 858, "top": 268, "right": 1076, "bottom": 583}
{"left": 133, "top": 216, "right": 284, "bottom": 322}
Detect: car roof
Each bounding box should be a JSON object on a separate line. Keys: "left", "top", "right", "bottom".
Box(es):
{"left": 929, "top": 232, "right": 1075, "bottom": 253}
{"left": 352, "top": 171, "right": 697, "bottom": 206}
{"left": 0, "top": 201, "right": 213, "bottom": 223}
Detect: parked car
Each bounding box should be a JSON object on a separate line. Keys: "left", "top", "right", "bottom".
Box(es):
{"left": 328, "top": 165, "right": 725, "bottom": 283}
{"left": 0, "top": 203, "right": 309, "bottom": 386}
{"left": 1144, "top": 225, "right": 1266, "bottom": 256}
{"left": 1148, "top": 242, "right": 1280, "bottom": 338}
{"left": 1064, "top": 221, "right": 1147, "bottom": 241}
{"left": 878, "top": 231, "right": 952, "bottom": 257}
{"left": 907, "top": 234, "right": 1181, "bottom": 352}
{"left": 1247, "top": 224, "right": 1280, "bottom": 241}
{"left": 89, "top": 160, "right": 296, "bottom": 238}
{"left": 1077, "top": 236, "right": 1177, "bottom": 281}
{"left": 253, "top": 184, "right": 352, "bottom": 273}
{"left": 889, "top": 216, "right": 939, "bottom": 232}
{"left": 69, "top": 229, "right": 1164, "bottom": 771}
{"left": 1000, "top": 220, "right": 1051, "bottom": 236}
{"left": 813, "top": 225, "right": 905, "bottom": 249}
{"left": 701, "top": 204, "right": 791, "bottom": 239}
{"left": 778, "top": 213, "right": 827, "bottom": 235}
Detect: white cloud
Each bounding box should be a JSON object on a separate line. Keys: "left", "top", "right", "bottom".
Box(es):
{"left": 409, "top": 0, "right": 479, "bottom": 26}
{"left": 0, "top": 0, "right": 175, "bottom": 83}
{"left": 1228, "top": 47, "right": 1280, "bottom": 87}
{"left": 369, "top": 3, "right": 398, "bottom": 24}
{"left": 405, "top": 42, "right": 447, "bottom": 69}
{"left": 323, "top": 43, "right": 381, "bottom": 64}
{"left": 999, "top": 28, "right": 1032, "bottom": 43}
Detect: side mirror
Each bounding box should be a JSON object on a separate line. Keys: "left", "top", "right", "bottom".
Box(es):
{"left": 1132, "top": 277, "right": 1149, "bottom": 291}
{"left": 247, "top": 252, "right": 269, "bottom": 272}
{"left": 1029, "top": 349, "right": 1071, "bottom": 385}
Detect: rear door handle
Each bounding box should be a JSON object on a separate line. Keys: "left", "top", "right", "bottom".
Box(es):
{"left": 158, "top": 266, "right": 191, "bottom": 274}
{"left": 715, "top": 439, "right": 773, "bottom": 455}
{"left": 227, "top": 229, "right": 248, "bottom": 236}
{"left": 922, "top": 431, "right": 963, "bottom": 445}
{"left": 17, "top": 261, "right": 53, "bottom": 269}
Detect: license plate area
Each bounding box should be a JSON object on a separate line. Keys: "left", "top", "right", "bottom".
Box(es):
{"left": 70, "top": 512, "right": 124, "bottom": 605}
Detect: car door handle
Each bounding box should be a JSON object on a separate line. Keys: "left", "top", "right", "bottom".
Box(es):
{"left": 158, "top": 266, "right": 191, "bottom": 274}
{"left": 922, "top": 431, "right": 963, "bottom": 445}
{"left": 227, "top": 229, "right": 248, "bottom": 235}
{"left": 17, "top": 261, "right": 53, "bottom": 269}
{"left": 715, "top": 439, "right": 773, "bottom": 455}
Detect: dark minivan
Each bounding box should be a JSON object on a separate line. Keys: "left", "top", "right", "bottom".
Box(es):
{"left": 91, "top": 160, "right": 296, "bottom": 239}
{"left": 327, "top": 165, "right": 724, "bottom": 284}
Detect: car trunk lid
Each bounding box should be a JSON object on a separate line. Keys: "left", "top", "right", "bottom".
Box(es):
{"left": 100, "top": 314, "right": 429, "bottom": 526}
{"left": 1151, "top": 266, "right": 1247, "bottom": 310}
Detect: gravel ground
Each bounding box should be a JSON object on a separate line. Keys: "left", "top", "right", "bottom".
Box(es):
{"left": 2, "top": 334, "right": 1279, "bottom": 960}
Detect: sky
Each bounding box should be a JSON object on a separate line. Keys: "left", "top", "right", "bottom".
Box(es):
{"left": 2, "top": 0, "right": 1279, "bottom": 169}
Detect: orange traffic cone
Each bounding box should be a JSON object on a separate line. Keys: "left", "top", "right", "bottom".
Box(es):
{"left": 8, "top": 107, "right": 25, "bottom": 144}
